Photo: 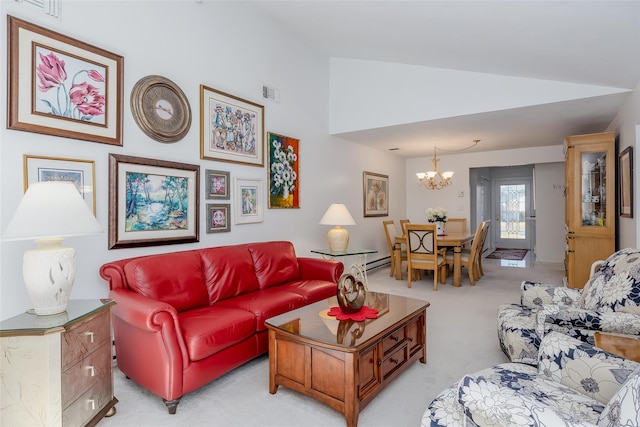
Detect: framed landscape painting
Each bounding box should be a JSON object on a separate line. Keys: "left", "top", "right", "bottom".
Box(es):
{"left": 200, "top": 84, "right": 264, "bottom": 166}
{"left": 23, "top": 154, "right": 96, "bottom": 214}
{"left": 268, "top": 132, "right": 299, "bottom": 208}
{"left": 363, "top": 171, "right": 389, "bottom": 217}
{"left": 108, "top": 154, "right": 199, "bottom": 249}
{"left": 7, "top": 16, "right": 123, "bottom": 146}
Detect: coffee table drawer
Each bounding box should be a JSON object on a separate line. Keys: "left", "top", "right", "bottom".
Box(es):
{"left": 382, "top": 326, "right": 405, "bottom": 354}
{"left": 381, "top": 345, "right": 408, "bottom": 378}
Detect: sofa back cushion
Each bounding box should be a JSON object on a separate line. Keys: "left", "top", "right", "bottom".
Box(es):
{"left": 248, "top": 241, "right": 301, "bottom": 289}
{"left": 582, "top": 248, "right": 640, "bottom": 312}
{"left": 200, "top": 245, "right": 260, "bottom": 303}
{"left": 123, "top": 251, "right": 209, "bottom": 312}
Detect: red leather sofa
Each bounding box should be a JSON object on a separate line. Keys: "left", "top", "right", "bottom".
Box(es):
{"left": 99, "top": 241, "right": 343, "bottom": 414}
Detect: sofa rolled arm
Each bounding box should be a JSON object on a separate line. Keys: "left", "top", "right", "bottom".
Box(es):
{"left": 520, "top": 280, "right": 582, "bottom": 308}
{"left": 109, "top": 288, "right": 190, "bottom": 369}
{"left": 536, "top": 305, "right": 640, "bottom": 339}
{"left": 298, "top": 257, "right": 344, "bottom": 282}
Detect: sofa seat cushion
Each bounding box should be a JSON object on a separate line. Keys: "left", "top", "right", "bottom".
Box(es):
{"left": 124, "top": 251, "right": 209, "bottom": 312}
{"left": 218, "top": 288, "right": 305, "bottom": 332}
{"left": 457, "top": 363, "right": 604, "bottom": 426}
{"left": 279, "top": 279, "right": 336, "bottom": 304}
{"left": 178, "top": 306, "right": 257, "bottom": 362}
{"left": 597, "top": 367, "right": 640, "bottom": 426}
{"left": 248, "top": 241, "right": 301, "bottom": 289}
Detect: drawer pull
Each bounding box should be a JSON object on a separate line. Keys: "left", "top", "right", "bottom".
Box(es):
{"left": 407, "top": 337, "right": 414, "bottom": 343}
{"left": 389, "top": 335, "right": 399, "bottom": 342}
{"left": 87, "top": 366, "right": 95, "bottom": 377}
{"left": 85, "top": 332, "right": 94, "bottom": 343}
{"left": 390, "top": 358, "right": 399, "bottom": 365}
{"left": 377, "top": 360, "right": 382, "bottom": 367}
{"left": 88, "top": 399, "right": 95, "bottom": 410}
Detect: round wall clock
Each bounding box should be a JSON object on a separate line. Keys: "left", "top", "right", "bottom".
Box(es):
{"left": 130, "top": 75, "right": 191, "bottom": 143}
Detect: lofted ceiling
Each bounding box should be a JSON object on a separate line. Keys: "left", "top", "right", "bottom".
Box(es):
{"left": 253, "top": 1, "right": 640, "bottom": 157}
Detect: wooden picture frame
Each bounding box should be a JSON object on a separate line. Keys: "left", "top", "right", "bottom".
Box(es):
{"left": 234, "top": 178, "right": 264, "bottom": 224}
{"left": 363, "top": 171, "right": 389, "bottom": 217}
{"left": 619, "top": 146, "right": 633, "bottom": 218}
{"left": 200, "top": 84, "right": 264, "bottom": 166}
{"left": 205, "top": 169, "right": 230, "bottom": 200}
{"left": 108, "top": 154, "right": 199, "bottom": 249}
{"left": 7, "top": 16, "right": 123, "bottom": 146}
{"left": 23, "top": 154, "right": 96, "bottom": 215}
{"left": 268, "top": 132, "right": 299, "bottom": 208}
{"left": 206, "top": 203, "right": 231, "bottom": 233}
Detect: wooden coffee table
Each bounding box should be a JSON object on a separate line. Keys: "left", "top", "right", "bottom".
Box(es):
{"left": 265, "top": 292, "right": 429, "bottom": 427}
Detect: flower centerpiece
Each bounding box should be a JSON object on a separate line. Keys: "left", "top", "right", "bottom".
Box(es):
{"left": 426, "top": 207, "right": 447, "bottom": 235}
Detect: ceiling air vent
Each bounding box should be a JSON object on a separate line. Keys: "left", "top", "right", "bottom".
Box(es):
{"left": 262, "top": 85, "right": 280, "bottom": 103}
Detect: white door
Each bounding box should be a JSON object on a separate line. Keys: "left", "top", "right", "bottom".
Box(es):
{"left": 493, "top": 178, "right": 533, "bottom": 250}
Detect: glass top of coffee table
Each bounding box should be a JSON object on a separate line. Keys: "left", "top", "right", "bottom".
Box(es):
{"left": 265, "top": 291, "right": 429, "bottom": 349}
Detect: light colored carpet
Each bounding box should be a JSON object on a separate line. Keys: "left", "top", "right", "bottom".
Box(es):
{"left": 99, "top": 257, "right": 563, "bottom": 427}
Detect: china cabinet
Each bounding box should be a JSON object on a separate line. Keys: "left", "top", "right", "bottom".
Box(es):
{"left": 564, "top": 132, "right": 616, "bottom": 288}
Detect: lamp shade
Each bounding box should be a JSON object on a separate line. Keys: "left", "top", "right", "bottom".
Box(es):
{"left": 3, "top": 181, "right": 102, "bottom": 241}
{"left": 319, "top": 204, "right": 356, "bottom": 226}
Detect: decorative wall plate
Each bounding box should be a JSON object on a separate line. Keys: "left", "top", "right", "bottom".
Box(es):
{"left": 130, "top": 75, "right": 191, "bottom": 143}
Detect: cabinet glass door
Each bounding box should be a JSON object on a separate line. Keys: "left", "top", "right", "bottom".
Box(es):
{"left": 580, "top": 150, "right": 607, "bottom": 227}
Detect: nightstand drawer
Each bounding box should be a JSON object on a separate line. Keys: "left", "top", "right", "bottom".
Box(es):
{"left": 62, "top": 341, "right": 112, "bottom": 408}
{"left": 62, "top": 309, "right": 110, "bottom": 371}
{"left": 62, "top": 376, "right": 113, "bottom": 426}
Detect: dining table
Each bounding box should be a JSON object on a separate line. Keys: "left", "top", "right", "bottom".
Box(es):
{"left": 395, "top": 231, "right": 475, "bottom": 287}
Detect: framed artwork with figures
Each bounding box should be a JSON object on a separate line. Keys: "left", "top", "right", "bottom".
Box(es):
{"left": 363, "top": 171, "right": 389, "bottom": 217}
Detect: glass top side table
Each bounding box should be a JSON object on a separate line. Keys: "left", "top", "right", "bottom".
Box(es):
{"left": 311, "top": 248, "right": 377, "bottom": 288}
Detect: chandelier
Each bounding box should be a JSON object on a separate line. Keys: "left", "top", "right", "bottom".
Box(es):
{"left": 416, "top": 140, "right": 480, "bottom": 190}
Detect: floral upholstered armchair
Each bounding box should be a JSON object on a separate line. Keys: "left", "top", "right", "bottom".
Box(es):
{"left": 423, "top": 331, "right": 640, "bottom": 427}
{"left": 497, "top": 248, "right": 640, "bottom": 365}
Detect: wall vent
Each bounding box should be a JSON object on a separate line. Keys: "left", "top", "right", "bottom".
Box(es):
{"left": 262, "top": 85, "right": 280, "bottom": 103}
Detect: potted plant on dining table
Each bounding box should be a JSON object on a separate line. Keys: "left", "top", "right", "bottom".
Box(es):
{"left": 426, "top": 207, "right": 448, "bottom": 236}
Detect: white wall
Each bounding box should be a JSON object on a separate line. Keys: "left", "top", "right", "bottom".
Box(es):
{"left": 0, "top": 1, "right": 405, "bottom": 320}
{"left": 608, "top": 83, "right": 640, "bottom": 249}
{"left": 534, "top": 162, "right": 566, "bottom": 263}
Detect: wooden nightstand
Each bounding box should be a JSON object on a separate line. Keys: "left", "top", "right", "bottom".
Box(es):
{"left": 0, "top": 299, "right": 117, "bottom": 426}
{"left": 594, "top": 332, "right": 640, "bottom": 362}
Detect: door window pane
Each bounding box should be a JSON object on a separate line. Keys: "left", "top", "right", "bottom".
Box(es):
{"left": 500, "top": 184, "right": 525, "bottom": 239}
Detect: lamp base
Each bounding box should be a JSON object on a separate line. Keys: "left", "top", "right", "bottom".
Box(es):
{"left": 23, "top": 238, "right": 76, "bottom": 315}
{"left": 327, "top": 226, "right": 350, "bottom": 252}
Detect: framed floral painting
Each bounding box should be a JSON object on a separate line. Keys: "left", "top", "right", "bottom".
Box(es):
{"left": 7, "top": 16, "right": 123, "bottom": 146}
{"left": 234, "top": 178, "right": 263, "bottom": 224}
{"left": 205, "top": 169, "right": 230, "bottom": 200}
{"left": 206, "top": 204, "right": 231, "bottom": 233}
{"left": 268, "top": 132, "right": 299, "bottom": 208}
{"left": 200, "top": 85, "right": 264, "bottom": 166}
{"left": 108, "top": 154, "right": 199, "bottom": 249}
{"left": 363, "top": 171, "right": 389, "bottom": 217}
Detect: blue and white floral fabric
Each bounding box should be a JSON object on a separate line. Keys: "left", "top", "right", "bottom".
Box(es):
{"left": 423, "top": 332, "right": 640, "bottom": 427}
{"left": 498, "top": 248, "right": 640, "bottom": 365}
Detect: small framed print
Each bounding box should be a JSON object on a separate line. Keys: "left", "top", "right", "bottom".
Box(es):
{"left": 619, "top": 146, "right": 633, "bottom": 218}
{"left": 8, "top": 16, "right": 123, "bottom": 145}
{"left": 206, "top": 203, "right": 231, "bottom": 233}
{"left": 234, "top": 178, "right": 263, "bottom": 224}
{"left": 205, "top": 169, "right": 230, "bottom": 200}
{"left": 363, "top": 171, "right": 389, "bottom": 217}
{"left": 24, "top": 154, "right": 96, "bottom": 215}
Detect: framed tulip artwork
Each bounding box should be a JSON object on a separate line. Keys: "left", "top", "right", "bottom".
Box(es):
{"left": 7, "top": 16, "right": 124, "bottom": 146}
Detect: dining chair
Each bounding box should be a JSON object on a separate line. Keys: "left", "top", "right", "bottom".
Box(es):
{"left": 383, "top": 220, "right": 406, "bottom": 278}
{"left": 445, "top": 221, "right": 486, "bottom": 285}
{"left": 399, "top": 219, "right": 411, "bottom": 234}
{"left": 444, "top": 218, "right": 467, "bottom": 234}
{"left": 405, "top": 223, "right": 447, "bottom": 290}
{"left": 476, "top": 220, "right": 491, "bottom": 277}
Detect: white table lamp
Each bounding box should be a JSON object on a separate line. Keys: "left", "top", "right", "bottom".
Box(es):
{"left": 319, "top": 203, "right": 356, "bottom": 252}
{"left": 3, "top": 182, "right": 103, "bottom": 315}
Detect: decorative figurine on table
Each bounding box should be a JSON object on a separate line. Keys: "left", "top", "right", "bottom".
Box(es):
{"left": 336, "top": 273, "right": 366, "bottom": 314}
